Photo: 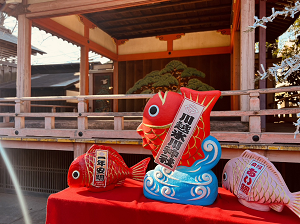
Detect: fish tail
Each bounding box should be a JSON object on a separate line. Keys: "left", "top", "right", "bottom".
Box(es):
{"left": 130, "top": 158, "right": 151, "bottom": 182}
{"left": 287, "top": 191, "right": 300, "bottom": 218}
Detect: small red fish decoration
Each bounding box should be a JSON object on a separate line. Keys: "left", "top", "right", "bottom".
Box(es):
{"left": 68, "top": 144, "right": 150, "bottom": 192}
{"left": 137, "top": 87, "right": 221, "bottom": 167}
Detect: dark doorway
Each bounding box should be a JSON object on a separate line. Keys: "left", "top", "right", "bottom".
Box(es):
{"left": 93, "top": 73, "right": 113, "bottom": 112}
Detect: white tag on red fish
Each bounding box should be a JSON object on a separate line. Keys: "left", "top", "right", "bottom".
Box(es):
{"left": 237, "top": 159, "right": 266, "bottom": 200}
{"left": 155, "top": 98, "right": 205, "bottom": 171}
{"left": 92, "top": 150, "right": 108, "bottom": 188}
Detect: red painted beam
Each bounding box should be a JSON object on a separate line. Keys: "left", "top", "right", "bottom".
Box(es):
{"left": 118, "top": 46, "right": 231, "bottom": 61}
{"left": 156, "top": 33, "right": 185, "bottom": 51}
{"left": 230, "top": 0, "right": 241, "bottom": 51}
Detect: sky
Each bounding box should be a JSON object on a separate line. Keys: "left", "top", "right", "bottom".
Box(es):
{"left": 4, "top": 16, "right": 110, "bottom": 65}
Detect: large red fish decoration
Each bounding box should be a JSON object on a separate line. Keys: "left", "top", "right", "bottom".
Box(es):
{"left": 68, "top": 144, "right": 150, "bottom": 192}
{"left": 137, "top": 87, "right": 221, "bottom": 167}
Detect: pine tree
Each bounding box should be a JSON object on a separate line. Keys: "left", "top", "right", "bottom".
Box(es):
{"left": 126, "top": 60, "right": 214, "bottom": 94}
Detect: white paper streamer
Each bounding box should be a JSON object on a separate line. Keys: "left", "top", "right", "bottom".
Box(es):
{"left": 247, "top": 1, "right": 300, "bottom": 138}
{"left": 247, "top": 1, "right": 300, "bottom": 32}
{"left": 294, "top": 102, "right": 300, "bottom": 138}
{"left": 257, "top": 55, "right": 300, "bottom": 81}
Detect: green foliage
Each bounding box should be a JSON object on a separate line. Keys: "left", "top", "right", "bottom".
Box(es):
{"left": 152, "top": 73, "right": 178, "bottom": 87}
{"left": 141, "top": 89, "right": 153, "bottom": 94}
{"left": 159, "top": 60, "right": 187, "bottom": 75}
{"left": 143, "top": 70, "right": 161, "bottom": 83}
{"left": 127, "top": 60, "right": 214, "bottom": 94}
{"left": 181, "top": 67, "right": 205, "bottom": 78}
{"left": 186, "top": 79, "right": 215, "bottom": 91}
{"left": 126, "top": 70, "right": 160, "bottom": 94}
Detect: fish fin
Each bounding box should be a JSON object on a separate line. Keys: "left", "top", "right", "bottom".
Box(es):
{"left": 115, "top": 179, "right": 125, "bottom": 187}
{"left": 287, "top": 191, "right": 300, "bottom": 218}
{"left": 104, "top": 146, "right": 127, "bottom": 166}
{"left": 86, "top": 145, "right": 127, "bottom": 166}
{"left": 87, "top": 144, "right": 115, "bottom": 155}
{"left": 241, "top": 150, "right": 287, "bottom": 187}
{"left": 130, "top": 158, "right": 151, "bottom": 182}
{"left": 158, "top": 91, "right": 168, "bottom": 105}
{"left": 86, "top": 144, "right": 101, "bottom": 154}
{"left": 180, "top": 87, "right": 221, "bottom": 112}
{"left": 269, "top": 203, "right": 284, "bottom": 212}
{"left": 238, "top": 198, "right": 270, "bottom": 211}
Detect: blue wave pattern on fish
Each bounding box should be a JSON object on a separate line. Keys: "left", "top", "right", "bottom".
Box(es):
{"left": 143, "top": 136, "right": 221, "bottom": 205}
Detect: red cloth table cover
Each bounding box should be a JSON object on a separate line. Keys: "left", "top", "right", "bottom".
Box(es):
{"left": 46, "top": 179, "right": 299, "bottom": 224}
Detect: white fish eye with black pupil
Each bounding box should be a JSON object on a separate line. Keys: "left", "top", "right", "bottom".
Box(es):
{"left": 148, "top": 105, "right": 159, "bottom": 117}
{"left": 223, "top": 172, "right": 227, "bottom": 181}
{"left": 72, "top": 170, "right": 80, "bottom": 179}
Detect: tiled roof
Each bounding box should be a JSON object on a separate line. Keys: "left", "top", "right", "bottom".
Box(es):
{"left": 0, "top": 26, "right": 45, "bottom": 60}
{"left": 0, "top": 72, "right": 79, "bottom": 89}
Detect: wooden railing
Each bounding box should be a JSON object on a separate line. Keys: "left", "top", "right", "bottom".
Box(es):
{"left": 0, "top": 86, "right": 300, "bottom": 144}
{"left": 0, "top": 103, "right": 77, "bottom": 112}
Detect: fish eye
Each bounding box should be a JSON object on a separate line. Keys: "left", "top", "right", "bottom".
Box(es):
{"left": 72, "top": 170, "right": 80, "bottom": 179}
{"left": 148, "top": 105, "right": 159, "bottom": 117}
{"left": 223, "top": 172, "right": 227, "bottom": 181}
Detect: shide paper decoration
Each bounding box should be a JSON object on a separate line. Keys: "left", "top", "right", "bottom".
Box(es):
{"left": 294, "top": 102, "right": 300, "bottom": 138}
{"left": 248, "top": 1, "right": 300, "bottom": 82}
{"left": 257, "top": 55, "right": 300, "bottom": 83}
{"left": 222, "top": 150, "right": 300, "bottom": 218}
{"left": 137, "top": 87, "right": 222, "bottom": 205}
{"left": 247, "top": 1, "right": 300, "bottom": 137}
{"left": 248, "top": 1, "right": 300, "bottom": 31}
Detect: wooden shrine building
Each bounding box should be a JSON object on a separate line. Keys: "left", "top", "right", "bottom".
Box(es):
{"left": 0, "top": 13, "right": 44, "bottom": 84}
{"left": 0, "top": 0, "right": 300, "bottom": 194}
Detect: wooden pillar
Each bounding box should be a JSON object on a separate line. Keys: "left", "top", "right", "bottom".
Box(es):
{"left": 240, "top": 0, "right": 255, "bottom": 122}
{"left": 74, "top": 143, "right": 86, "bottom": 159}
{"left": 80, "top": 22, "right": 89, "bottom": 111}
{"left": 77, "top": 97, "right": 88, "bottom": 138}
{"left": 89, "top": 72, "right": 94, "bottom": 112}
{"left": 80, "top": 45, "right": 89, "bottom": 113}
{"left": 231, "top": 31, "right": 240, "bottom": 110}
{"left": 114, "top": 116, "right": 124, "bottom": 130}
{"left": 17, "top": 14, "right": 32, "bottom": 112}
{"left": 249, "top": 92, "right": 261, "bottom": 133}
{"left": 15, "top": 99, "right": 25, "bottom": 129}
{"left": 45, "top": 116, "right": 55, "bottom": 129}
{"left": 259, "top": 0, "right": 267, "bottom": 131}
{"left": 113, "top": 61, "right": 119, "bottom": 112}
{"left": 80, "top": 46, "right": 89, "bottom": 96}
